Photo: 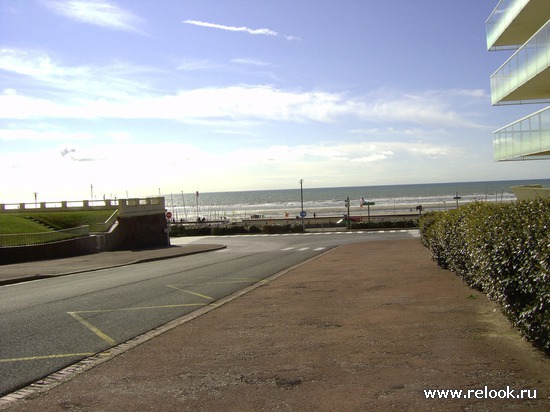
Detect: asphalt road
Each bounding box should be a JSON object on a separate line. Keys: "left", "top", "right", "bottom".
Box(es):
{"left": 0, "top": 229, "right": 418, "bottom": 396}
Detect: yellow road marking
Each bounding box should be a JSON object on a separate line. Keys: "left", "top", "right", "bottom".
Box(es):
{"left": 210, "top": 277, "right": 258, "bottom": 284}
{"left": 172, "top": 278, "right": 256, "bottom": 287}
{"left": 71, "top": 303, "right": 206, "bottom": 314}
{"left": 67, "top": 312, "right": 116, "bottom": 346}
{"left": 204, "top": 280, "right": 253, "bottom": 284}
{"left": 67, "top": 303, "right": 207, "bottom": 345}
{"left": 0, "top": 352, "right": 95, "bottom": 363}
{"left": 167, "top": 285, "right": 213, "bottom": 300}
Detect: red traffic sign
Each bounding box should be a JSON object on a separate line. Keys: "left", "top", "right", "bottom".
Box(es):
{"left": 166, "top": 211, "right": 172, "bottom": 219}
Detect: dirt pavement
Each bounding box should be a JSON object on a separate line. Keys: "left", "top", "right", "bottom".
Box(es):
{"left": 2, "top": 238, "right": 549, "bottom": 411}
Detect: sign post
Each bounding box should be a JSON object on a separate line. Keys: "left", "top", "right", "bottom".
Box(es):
{"left": 344, "top": 197, "right": 350, "bottom": 229}
{"left": 361, "top": 198, "right": 375, "bottom": 222}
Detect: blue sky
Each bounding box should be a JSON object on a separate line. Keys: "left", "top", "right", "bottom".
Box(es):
{"left": 0, "top": 0, "right": 548, "bottom": 202}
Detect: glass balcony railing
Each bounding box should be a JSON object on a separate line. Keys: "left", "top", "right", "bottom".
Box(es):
{"left": 493, "top": 106, "right": 550, "bottom": 160}
{"left": 486, "top": 0, "right": 530, "bottom": 50}
{"left": 490, "top": 19, "right": 550, "bottom": 105}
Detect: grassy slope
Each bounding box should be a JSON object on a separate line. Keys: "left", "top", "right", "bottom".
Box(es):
{"left": 28, "top": 210, "right": 116, "bottom": 230}
{"left": 0, "top": 214, "right": 52, "bottom": 234}
{"left": 0, "top": 210, "right": 117, "bottom": 234}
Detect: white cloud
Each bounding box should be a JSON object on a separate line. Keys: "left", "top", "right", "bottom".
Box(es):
{"left": 183, "top": 19, "right": 277, "bottom": 36}
{"left": 0, "top": 136, "right": 464, "bottom": 202}
{"left": 0, "top": 49, "right": 489, "bottom": 131}
{"left": 44, "top": 0, "right": 145, "bottom": 33}
{"left": 367, "top": 95, "right": 483, "bottom": 129}
{"left": 0, "top": 84, "right": 488, "bottom": 130}
{"left": 0, "top": 48, "right": 58, "bottom": 78}
{"left": 0, "top": 127, "right": 92, "bottom": 141}
{"left": 176, "top": 59, "right": 217, "bottom": 71}
{"left": 409, "top": 146, "right": 450, "bottom": 158}
{"left": 0, "top": 48, "right": 157, "bottom": 104}
{"left": 183, "top": 19, "right": 297, "bottom": 40}
{"left": 105, "top": 131, "right": 132, "bottom": 143}
{"left": 349, "top": 152, "right": 394, "bottom": 163}
{"left": 231, "top": 58, "right": 270, "bottom": 66}
{"left": 451, "top": 88, "right": 488, "bottom": 98}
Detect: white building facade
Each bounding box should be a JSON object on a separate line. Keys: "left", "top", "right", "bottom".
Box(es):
{"left": 486, "top": 0, "right": 550, "bottom": 161}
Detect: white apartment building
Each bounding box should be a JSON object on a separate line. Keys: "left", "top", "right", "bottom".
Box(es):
{"left": 486, "top": 0, "right": 550, "bottom": 161}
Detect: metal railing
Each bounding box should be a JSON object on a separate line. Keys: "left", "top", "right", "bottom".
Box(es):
{"left": 0, "top": 225, "right": 90, "bottom": 247}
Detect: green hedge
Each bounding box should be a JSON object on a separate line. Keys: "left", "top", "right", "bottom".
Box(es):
{"left": 168, "top": 223, "right": 303, "bottom": 237}
{"left": 419, "top": 200, "right": 550, "bottom": 354}
{"left": 352, "top": 219, "right": 418, "bottom": 230}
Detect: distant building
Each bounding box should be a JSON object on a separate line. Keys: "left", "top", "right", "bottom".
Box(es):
{"left": 486, "top": 0, "right": 550, "bottom": 161}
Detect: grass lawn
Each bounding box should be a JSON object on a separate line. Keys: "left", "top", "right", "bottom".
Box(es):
{"left": 0, "top": 214, "right": 52, "bottom": 234}
{"left": 25, "top": 210, "right": 117, "bottom": 230}
{"left": 0, "top": 210, "right": 117, "bottom": 234}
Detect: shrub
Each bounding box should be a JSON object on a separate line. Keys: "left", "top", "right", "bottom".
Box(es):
{"left": 261, "top": 224, "right": 303, "bottom": 234}
{"left": 247, "top": 225, "right": 262, "bottom": 234}
{"left": 352, "top": 219, "right": 418, "bottom": 230}
{"left": 169, "top": 225, "right": 212, "bottom": 237}
{"left": 211, "top": 225, "right": 248, "bottom": 236}
{"left": 419, "top": 200, "right": 550, "bottom": 354}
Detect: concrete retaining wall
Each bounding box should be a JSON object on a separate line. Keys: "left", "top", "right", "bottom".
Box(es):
{"left": 104, "top": 213, "right": 169, "bottom": 251}
{"left": 0, "top": 236, "right": 99, "bottom": 265}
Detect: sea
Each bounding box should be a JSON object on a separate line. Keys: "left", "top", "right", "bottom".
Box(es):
{"left": 164, "top": 179, "right": 550, "bottom": 222}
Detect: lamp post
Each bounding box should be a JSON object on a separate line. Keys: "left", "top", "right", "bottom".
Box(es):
{"left": 453, "top": 192, "right": 461, "bottom": 209}
{"left": 300, "top": 179, "right": 305, "bottom": 232}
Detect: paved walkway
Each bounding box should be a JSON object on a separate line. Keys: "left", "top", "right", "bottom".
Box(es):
{"left": 1, "top": 238, "right": 549, "bottom": 411}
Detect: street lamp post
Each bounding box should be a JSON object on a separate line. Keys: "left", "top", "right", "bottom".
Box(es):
{"left": 453, "top": 192, "right": 461, "bottom": 209}
{"left": 300, "top": 179, "right": 305, "bottom": 232}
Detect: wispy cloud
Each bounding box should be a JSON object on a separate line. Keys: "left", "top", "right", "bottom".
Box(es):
{"left": 183, "top": 19, "right": 298, "bottom": 40}
{"left": 231, "top": 58, "right": 270, "bottom": 66}
{"left": 0, "top": 49, "right": 487, "bottom": 132}
{"left": 0, "top": 48, "right": 155, "bottom": 100}
{"left": 176, "top": 58, "right": 218, "bottom": 71}
{"left": 0, "top": 127, "right": 92, "bottom": 141}
{"left": 44, "top": 0, "right": 145, "bottom": 33}
{"left": 0, "top": 83, "right": 487, "bottom": 130}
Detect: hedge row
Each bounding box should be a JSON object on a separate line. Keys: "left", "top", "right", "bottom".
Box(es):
{"left": 169, "top": 223, "right": 304, "bottom": 237}
{"left": 170, "top": 219, "right": 419, "bottom": 237}
{"left": 419, "top": 200, "right": 549, "bottom": 353}
{"left": 352, "top": 219, "right": 418, "bottom": 230}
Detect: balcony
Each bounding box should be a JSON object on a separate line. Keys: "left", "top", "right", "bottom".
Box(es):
{"left": 486, "top": 0, "right": 549, "bottom": 50}
{"left": 490, "top": 19, "right": 550, "bottom": 105}
{"left": 493, "top": 106, "right": 550, "bottom": 160}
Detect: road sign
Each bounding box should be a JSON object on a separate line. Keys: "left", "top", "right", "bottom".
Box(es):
{"left": 166, "top": 211, "right": 172, "bottom": 219}
{"left": 300, "top": 210, "right": 306, "bottom": 218}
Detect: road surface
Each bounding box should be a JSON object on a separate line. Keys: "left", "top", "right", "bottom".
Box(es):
{"left": 0, "top": 229, "right": 418, "bottom": 396}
